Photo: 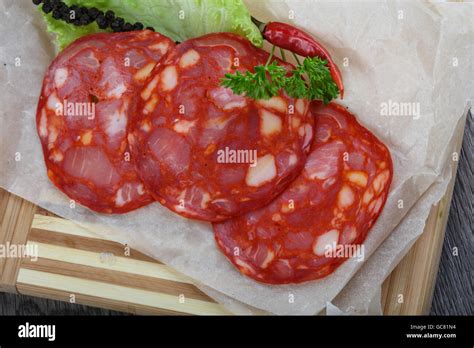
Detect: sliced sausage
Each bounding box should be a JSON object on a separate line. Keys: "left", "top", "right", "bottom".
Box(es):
{"left": 213, "top": 102, "right": 393, "bottom": 284}
{"left": 36, "top": 31, "right": 175, "bottom": 213}
{"left": 130, "top": 33, "right": 313, "bottom": 221}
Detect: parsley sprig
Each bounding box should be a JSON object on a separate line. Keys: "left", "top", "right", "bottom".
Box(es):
{"left": 221, "top": 47, "right": 339, "bottom": 104}
{"left": 221, "top": 62, "right": 287, "bottom": 100}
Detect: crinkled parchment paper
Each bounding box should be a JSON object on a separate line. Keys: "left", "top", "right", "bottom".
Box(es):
{"left": 0, "top": 0, "right": 472, "bottom": 315}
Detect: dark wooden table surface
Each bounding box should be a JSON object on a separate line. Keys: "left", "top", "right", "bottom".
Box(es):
{"left": 0, "top": 113, "right": 472, "bottom": 316}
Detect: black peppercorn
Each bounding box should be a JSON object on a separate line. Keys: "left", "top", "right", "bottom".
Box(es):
{"left": 35, "top": 1, "right": 154, "bottom": 34}
{"left": 88, "top": 7, "right": 101, "bottom": 20}
{"left": 133, "top": 22, "right": 144, "bottom": 31}
{"left": 77, "top": 6, "right": 87, "bottom": 17}
{"left": 56, "top": 2, "right": 67, "bottom": 12}
{"left": 96, "top": 14, "right": 108, "bottom": 29}
{"left": 52, "top": 8, "right": 62, "bottom": 19}
{"left": 123, "top": 23, "right": 133, "bottom": 32}
{"left": 80, "top": 14, "right": 92, "bottom": 25}
{"left": 105, "top": 10, "right": 115, "bottom": 21}
{"left": 42, "top": 4, "right": 53, "bottom": 14}
{"left": 111, "top": 18, "right": 124, "bottom": 32}
{"left": 67, "top": 5, "right": 78, "bottom": 20}
{"left": 58, "top": 4, "right": 70, "bottom": 20}
{"left": 50, "top": 0, "right": 60, "bottom": 9}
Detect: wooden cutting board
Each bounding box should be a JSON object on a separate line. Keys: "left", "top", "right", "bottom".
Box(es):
{"left": 0, "top": 116, "right": 465, "bottom": 315}
{"left": 0, "top": 182, "right": 457, "bottom": 315}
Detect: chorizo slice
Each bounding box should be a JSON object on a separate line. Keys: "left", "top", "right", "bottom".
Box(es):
{"left": 130, "top": 33, "right": 313, "bottom": 221}
{"left": 36, "top": 31, "right": 175, "bottom": 213}
{"left": 213, "top": 102, "right": 393, "bottom": 284}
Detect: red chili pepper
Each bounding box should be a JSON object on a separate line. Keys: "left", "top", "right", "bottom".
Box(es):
{"left": 263, "top": 21, "right": 344, "bottom": 98}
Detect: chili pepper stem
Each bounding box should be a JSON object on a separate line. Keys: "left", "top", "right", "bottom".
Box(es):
{"left": 292, "top": 52, "right": 302, "bottom": 66}
{"left": 265, "top": 45, "right": 276, "bottom": 66}
{"left": 280, "top": 48, "right": 287, "bottom": 62}
{"left": 251, "top": 16, "right": 266, "bottom": 32}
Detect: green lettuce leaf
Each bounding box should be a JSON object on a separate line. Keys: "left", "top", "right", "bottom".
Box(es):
{"left": 39, "top": 0, "right": 263, "bottom": 50}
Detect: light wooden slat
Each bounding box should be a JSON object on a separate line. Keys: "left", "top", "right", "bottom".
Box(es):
{"left": 20, "top": 258, "right": 214, "bottom": 302}
{"left": 16, "top": 282, "right": 187, "bottom": 315}
{"left": 0, "top": 191, "right": 37, "bottom": 293}
{"left": 16, "top": 268, "right": 230, "bottom": 315}
{"left": 31, "top": 214, "right": 106, "bottom": 240}
{"left": 26, "top": 241, "right": 194, "bottom": 285}
{"left": 29, "top": 227, "right": 158, "bottom": 263}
